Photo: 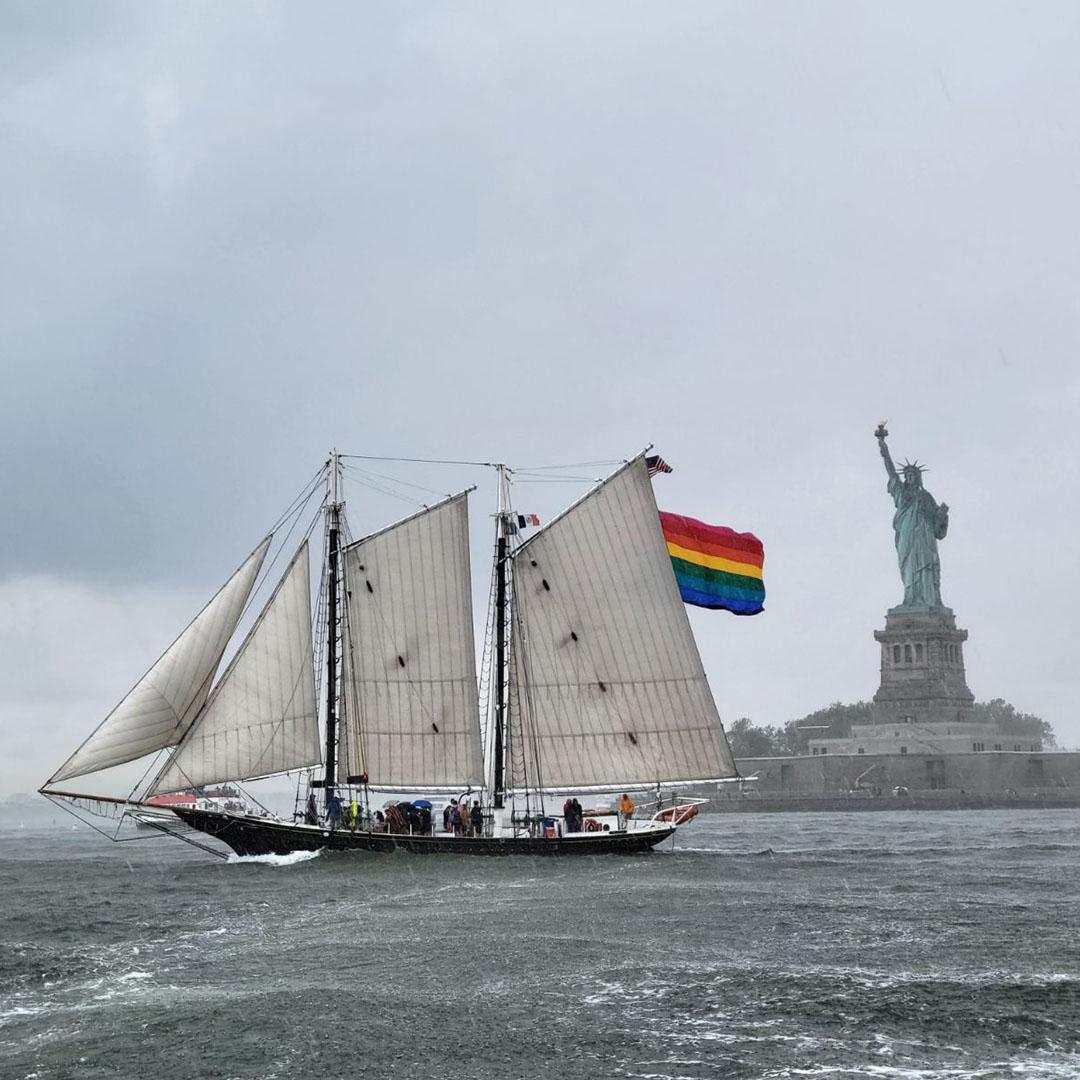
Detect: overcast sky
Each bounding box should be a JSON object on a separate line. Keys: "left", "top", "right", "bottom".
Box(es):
{"left": 3, "top": 2, "right": 1080, "bottom": 794}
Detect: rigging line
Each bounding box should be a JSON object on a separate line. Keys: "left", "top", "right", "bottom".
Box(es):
{"left": 341, "top": 464, "right": 441, "bottom": 505}
{"left": 243, "top": 463, "right": 330, "bottom": 619}
{"left": 310, "top": 513, "right": 331, "bottom": 769}
{"left": 514, "top": 459, "right": 624, "bottom": 471}
{"left": 268, "top": 463, "right": 331, "bottom": 536}
{"left": 512, "top": 594, "right": 547, "bottom": 811}
{"left": 501, "top": 540, "right": 533, "bottom": 812}
{"left": 241, "top": 492, "right": 327, "bottom": 624}
{"left": 40, "top": 792, "right": 184, "bottom": 846}
{"left": 127, "top": 746, "right": 172, "bottom": 804}
{"left": 237, "top": 483, "right": 327, "bottom": 629}
{"left": 507, "top": 634, "right": 535, "bottom": 823}
{"left": 342, "top": 463, "right": 457, "bottom": 501}
{"left": 342, "top": 470, "right": 430, "bottom": 509}
{"left": 340, "top": 568, "right": 368, "bottom": 779}
{"left": 512, "top": 476, "right": 604, "bottom": 484}
{"left": 232, "top": 782, "right": 274, "bottom": 818}
{"left": 134, "top": 815, "right": 230, "bottom": 860}
{"left": 340, "top": 453, "right": 498, "bottom": 468}
{"left": 477, "top": 530, "right": 500, "bottom": 771}
{"left": 339, "top": 506, "right": 357, "bottom": 547}
{"left": 43, "top": 793, "right": 140, "bottom": 844}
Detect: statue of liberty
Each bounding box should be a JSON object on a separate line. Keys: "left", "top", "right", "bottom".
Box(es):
{"left": 875, "top": 423, "right": 950, "bottom": 611}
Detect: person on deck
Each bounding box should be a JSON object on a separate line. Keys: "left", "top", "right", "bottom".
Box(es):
{"left": 470, "top": 800, "right": 483, "bottom": 838}
{"left": 327, "top": 794, "right": 343, "bottom": 830}
{"left": 563, "top": 796, "right": 574, "bottom": 834}
{"left": 450, "top": 801, "right": 463, "bottom": 836}
{"left": 618, "top": 792, "right": 635, "bottom": 831}
{"left": 443, "top": 801, "right": 453, "bottom": 833}
{"left": 458, "top": 792, "right": 474, "bottom": 836}
{"left": 304, "top": 793, "right": 319, "bottom": 826}
{"left": 571, "top": 797, "right": 583, "bottom": 833}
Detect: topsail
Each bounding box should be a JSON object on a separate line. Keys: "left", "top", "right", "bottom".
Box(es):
{"left": 508, "top": 457, "right": 737, "bottom": 790}
{"left": 49, "top": 537, "right": 271, "bottom": 785}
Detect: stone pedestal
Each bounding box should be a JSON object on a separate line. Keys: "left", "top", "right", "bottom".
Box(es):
{"left": 871, "top": 607, "right": 975, "bottom": 727}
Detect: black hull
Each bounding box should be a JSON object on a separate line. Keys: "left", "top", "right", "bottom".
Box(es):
{"left": 173, "top": 808, "right": 676, "bottom": 857}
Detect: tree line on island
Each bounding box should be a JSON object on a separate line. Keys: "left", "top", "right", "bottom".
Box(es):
{"left": 727, "top": 700, "right": 1055, "bottom": 759}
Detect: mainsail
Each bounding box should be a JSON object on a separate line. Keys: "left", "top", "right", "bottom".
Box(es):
{"left": 508, "top": 456, "right": 737, "bottom": 790}
{"left": 49, "top": 537, "right": 271, "bottom": 785}
{"left": 150, "top": 542, "right": 320, "bottom": 794}
{"left": 339, "top": 492, "right": 483, "bottom": 789}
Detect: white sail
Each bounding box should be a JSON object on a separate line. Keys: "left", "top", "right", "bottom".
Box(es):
{"left": 49, "top": 537, "right": 271, "bottom": 785}
{"left": 150, "top": 542, "right": 320, "bottom": 794}
{"left": 508, "top": 457, "right": 737, "bottom": 790}
{"left": 339, "top": 493, "right": 483, "bottom": 789}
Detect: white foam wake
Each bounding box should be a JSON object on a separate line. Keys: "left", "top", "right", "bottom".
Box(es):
{"left": 226, "top": 849, "right": 322, "bottom": 867}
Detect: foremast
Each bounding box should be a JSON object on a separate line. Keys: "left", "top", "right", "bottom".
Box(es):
{"left": 322, "top": 449, "right": 343, "bottom": 808}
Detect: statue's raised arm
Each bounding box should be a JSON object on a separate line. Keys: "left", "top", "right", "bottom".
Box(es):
{"left": 875, "top": 421, "right": 898, "bottom": 481}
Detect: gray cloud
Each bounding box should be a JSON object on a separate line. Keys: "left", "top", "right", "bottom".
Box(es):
{"left": 3, "top": 2, "right": 1080, "bottom": 791}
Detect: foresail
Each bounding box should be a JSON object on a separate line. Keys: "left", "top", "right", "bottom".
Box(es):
{"left": 339, "top": 493, "right": 483, "bottom": 789}
{"left": 508, "top": 457, "right": 737, "bottom": 790}
{"left": 150, "top": 542, "right": 319, "bottom": 794}
{"left": 49, "top": 537, "right": 271, "bottom": 785}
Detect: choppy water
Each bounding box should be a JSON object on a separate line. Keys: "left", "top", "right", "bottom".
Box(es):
{"left": 2, "top": 809, "right": 1078, "bottom": 1079}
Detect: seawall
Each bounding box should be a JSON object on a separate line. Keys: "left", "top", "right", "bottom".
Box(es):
{"left": 701, "top": 749, "right": 1080, "bottom": 814}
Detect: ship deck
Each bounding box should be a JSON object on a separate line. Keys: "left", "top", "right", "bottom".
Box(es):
{"left": 173, "top": 807, "right": 677, "bottom": 857}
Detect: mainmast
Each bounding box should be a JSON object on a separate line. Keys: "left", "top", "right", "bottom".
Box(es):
{"left": 492, "top": 464, "right": 511, "bottom": 809}
{"left": 323, "top": 449, "right": 342, "bottom": 807}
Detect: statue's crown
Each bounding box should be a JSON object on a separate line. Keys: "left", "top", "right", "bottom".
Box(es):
{"left": 900, "top": 459, "right": 927, "bottom": 474}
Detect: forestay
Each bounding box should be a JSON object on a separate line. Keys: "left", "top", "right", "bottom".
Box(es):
{"left": 151, "top": 542, "right": 320, "bottom": 794}
{"left": 49, "top": 537, "right": 271, "bottom": 785}
{"left": 508, "top": 457, "right": 737, "bottom": 790}
{"left": 339, "top": 493, "right": 483, "bottom": 789}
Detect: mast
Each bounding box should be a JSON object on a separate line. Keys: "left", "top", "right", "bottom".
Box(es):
{"left": 323, "top": 449, "right": 342, "bottom": 807}
{"left": 492, "top": 464, "right": 511, "bottom": 808}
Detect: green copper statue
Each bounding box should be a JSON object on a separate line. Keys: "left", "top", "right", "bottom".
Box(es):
{"left": 875, "top": 422, "right": 949, "bottom": 611}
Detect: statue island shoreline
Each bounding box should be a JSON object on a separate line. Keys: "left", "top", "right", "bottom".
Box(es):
{"left": 696, "top": 751, "right": 1080, "bottom": 814}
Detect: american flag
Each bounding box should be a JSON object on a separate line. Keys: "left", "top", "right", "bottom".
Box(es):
{"left": 646, "top": 455, "right": 673, "bottom": 477}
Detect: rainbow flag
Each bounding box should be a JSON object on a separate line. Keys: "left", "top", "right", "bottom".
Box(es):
{"left": 659, "top": 511, "right": 765, "bottom": 615}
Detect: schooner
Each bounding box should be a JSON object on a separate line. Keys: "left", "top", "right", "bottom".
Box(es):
{"left": 40, "top": 451, "right": 740, "bottom": 857}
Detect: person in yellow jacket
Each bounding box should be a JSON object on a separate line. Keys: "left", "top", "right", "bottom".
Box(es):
{"left": 618, "top": 792, "right": 635, "bottom": 830}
